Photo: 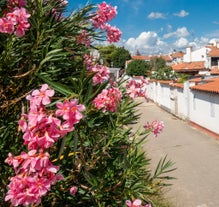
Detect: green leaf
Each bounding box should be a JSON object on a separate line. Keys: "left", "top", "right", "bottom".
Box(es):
{"left": 38, "top": 74, "right": 77, "bottom": 96}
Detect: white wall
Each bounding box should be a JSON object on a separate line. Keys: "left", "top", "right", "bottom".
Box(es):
{"left": 183, "top": 46, "right": 211, "bottom": 67}
{"left": 146, "top": 80, "right": 219, "bottom": 135}
{"left": 189, "top": 91, "right": 219, "bottom": 134}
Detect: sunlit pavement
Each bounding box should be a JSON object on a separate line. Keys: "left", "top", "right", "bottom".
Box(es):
{"left": 133, "top": 98, "right": 219, "bottom": 207}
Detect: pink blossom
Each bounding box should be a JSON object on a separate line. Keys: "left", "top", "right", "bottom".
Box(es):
{"left": 6, "top": 7, "right": 31, "bottom": 37}
{"left": 77, "top": 30, "right": 91, "bottom": 47}
{"left": 30, "top": 84, "right": 55, "bottom": 106}
{"left": 70, "top": 186, "right": 78, "bottom": 196}
{"left": 7, "top": 0, "right": 27, "bottom": 7}
{"left": 91, "top": 2, "right": 117, "bottom": 29}
{"left": 93, "top": 87, "right": 122, "bottom": 112}
{"left": 0, "top": 18, "right": 14, "bottom": 34}
{"left": 126, "top": 199, "right": 151, "bottom": 207}
{"left": 56, "top": 99, "right": 86, "bottom": 127}
{"left": 104, "top": 23, "right": 122, "bottom": 43}
{"left": 91, "top": 65, "right": 110, "bottom": 85}
{"left": 5, "top": 150, "right": 63, "bottom": 206}
{"left": 144, "top": 120, "right": 164, "bottom": 137}
{"left": 126, "top": 77, "right": 148, "bottom": 99}
{"left": 5, "top": 173, "right": 63, "bottom": 206}
{"left": 83, "top": 55, "right": 110, "bottom": 85}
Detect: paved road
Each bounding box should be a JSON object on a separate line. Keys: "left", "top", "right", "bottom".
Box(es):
{"left": 133, "top": 98, "right": 219, "bottom": 207}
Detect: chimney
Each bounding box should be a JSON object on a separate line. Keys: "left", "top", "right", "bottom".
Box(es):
{"left": 185, "top": 46, "right": 192, "bottom": 62}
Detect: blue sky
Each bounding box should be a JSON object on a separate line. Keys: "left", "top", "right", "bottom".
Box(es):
{"left": 69, "top": 0, "right": 219, "bottom": 55}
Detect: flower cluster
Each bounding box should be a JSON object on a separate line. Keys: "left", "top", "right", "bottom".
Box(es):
{"left": 7, "top": 0, "right": 27, "bottom": 8}
{"left": 84, "top": 54, "right": 110, "bottom": 85}
{"left": 19, "top": 84, "right": 85, "bottom": 150}
{"left": 126, "top": 76, "right": 149, "bottom": 99}
{"left": 5, "top": 150, "right": 63, "bottom": 206}
{"left": 126, "top": 199, "right": 151, "bottom": 207}
{"left": 93, "top": 87, "right": 122, "bottom": 112}
{"left": 5, "top": 84, "right": 85, "bottom": 206}
{"left": 77, "top": 29, "right": 91, "bottom": 47}
{"left": 0, "top": 1, "right": 30, "bottom": 37}
{"left": 104, "top": 23, "right": 122, "bottom": 43}
{"left": 91, "top": 1, "right": 121, "bottom": 43}
{"left": 144, "top": 120, "right": 164, "bottom": 137}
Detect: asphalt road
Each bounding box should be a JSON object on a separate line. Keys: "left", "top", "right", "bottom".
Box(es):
{"left": 133, "top": 98, "right": 219, "bottom": 207}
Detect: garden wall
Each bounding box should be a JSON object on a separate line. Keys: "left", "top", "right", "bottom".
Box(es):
{"left": 146, "top": 80, "right": 219, "bottom": 135}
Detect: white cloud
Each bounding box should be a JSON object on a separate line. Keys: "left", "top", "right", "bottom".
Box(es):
{"left": 174, "top": 10, "right": 189, "bottom": 17}
{"left": 148, "top": 12, "right": 166, "bottom": 19}
{"left": 174, "top": 37, "right": 189, "bottom": 48}
{"left": 163, "top": 27, "right": 190, "bottom": 39}
{"left": 124, "top": 31, "right": 170, "bottom": 55}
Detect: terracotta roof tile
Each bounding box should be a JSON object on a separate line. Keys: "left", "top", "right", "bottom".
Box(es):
{"left": 210, "top": 68, "right": 219, "bottom": 75}
{"left": 172, "top": 61, "right": 206, "bottom": 72}
{"left": 206, "top": 46, "right": 219, "bottom": 57}
{"left": 170, "top": 51, "right": 184, "bottom": 58}
{"left": 190, "top": 77, "right": 219, "bottom": 94}
{"left": 172, "top": 83, "right": 184, "bottom": 88}
{"left": 131, "top": 55, "right": 151, "bottom": 61}
{"left": 160, "top": 55, "right": 172, "bottom": 62}
{"left": 188, "top": 77, "right": 203, "bottom": 82}
{"left": 158, "top": 80, "right": 172, "bottom": 84}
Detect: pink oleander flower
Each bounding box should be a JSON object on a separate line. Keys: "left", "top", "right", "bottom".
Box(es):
{"left": 56, "top": 99, "right": 86, "bottom": 131}
{"left": 91, "top": 64, "right": 110, "bottom": 85}
{"left": 19, "top": 85, "right": 86, "bottom": 150}
{"left": 7, "top": 0, "right": 27, "bottom": 8}
{"left": 104, "top": 23, "right": 122, "bottom": 43}
{"left": 5, "top": 151, "right": 63, "bottom": 206}
{"left": 91, "top": 1, "right": 117, "bottom": 29}
{"left": 77, "top": 30, "right": 91, "bottom": 47}
{"left": 144, "top": 120, "right": 164, "bottom": 137}
{"left": 93, "top": 87, "right": 122, "bottom": 112}
{"left": 83, "top": 55, "right": 110, "bottom": 85}
{"left": 126, "top": 199, "right": 152, "bottom": 207}
{"left": 83, "top": 54, "right": 93, "bottom": 68}
{"left": 5, "top": 173, "right": 63, "bottom": 206}
{"left": 6, "top": 7, "right": 31, "bottom": 37}
{"left": 70, "top": 186, "right": 78, "bottom": 196}
{"left": 29, "top": 84, "right": 55, "bottom": 106}
{"left": 126, "top": 77, "right": 148, "bottom": 99}
{"left": 0, "top": 18, "right": 14, "bottom": 34}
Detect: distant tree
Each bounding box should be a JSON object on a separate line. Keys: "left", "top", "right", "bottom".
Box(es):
{"left": 98, "top": 44, "right": 116, "bottom": 66}
{"left": 149, "top": 57, "right": 179, "bottom": 80}
{"left": 135, "top": 49, "right": 141, "bottom": 56}
{"left": 126, "top": 59, "right": 151, "bottom": 77}
{"left": 111, "top": 46, "right": 131, "bottom": 69}
{"left": 150, "top": 57, "right": 166, "bottom": 71}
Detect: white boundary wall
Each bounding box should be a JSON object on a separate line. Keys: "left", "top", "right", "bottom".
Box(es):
{"left": 146, "top": 80, "right": 219, "bottom": 135}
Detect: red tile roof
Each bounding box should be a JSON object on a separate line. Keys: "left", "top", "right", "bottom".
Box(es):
{"left": 170, "top": 51, "right": 184, "bottom": 59}
{"left": 172, "top": 83, "right": 184, "bottom": 88}
{"left": 131, "top": 55, "right": 151, "bottom": 61}
{"left": 190, "top": 77, "right": 219, "bottom": 94}
{"left": 172, "top": 61, "right": 206, "bottom": 72}
{"left": 206, "top": 46, "right": 219, "bottom": 57}
{"left": 210, "top": 68, "right": 219, "bottom": 75}
{"left": 160, "top": 55, "right": 172, "bottom": 62}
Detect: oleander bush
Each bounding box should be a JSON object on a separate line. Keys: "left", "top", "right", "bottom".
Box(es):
{"left": 0, "top": 1, "right": 175, "bottom": 206}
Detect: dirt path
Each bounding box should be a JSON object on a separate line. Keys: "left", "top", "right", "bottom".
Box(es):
{"left": 133, "top": 98, "right": 219, "bottom": 207}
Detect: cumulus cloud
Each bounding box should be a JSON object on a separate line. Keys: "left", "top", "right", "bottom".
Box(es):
{"left": 163, "top": 27, "right": 190, "bottom": 39}
{"left": 148, "top": 12, "right": 166, "bottom": 19}
{"left": 174, "top": 37, "right": 189, "bottom": 48}
{"left": 174, "top": 10, "right": 189, "bottom": 17}
{"left": 124, "top": 31, "right": 170, "bottom": 55}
